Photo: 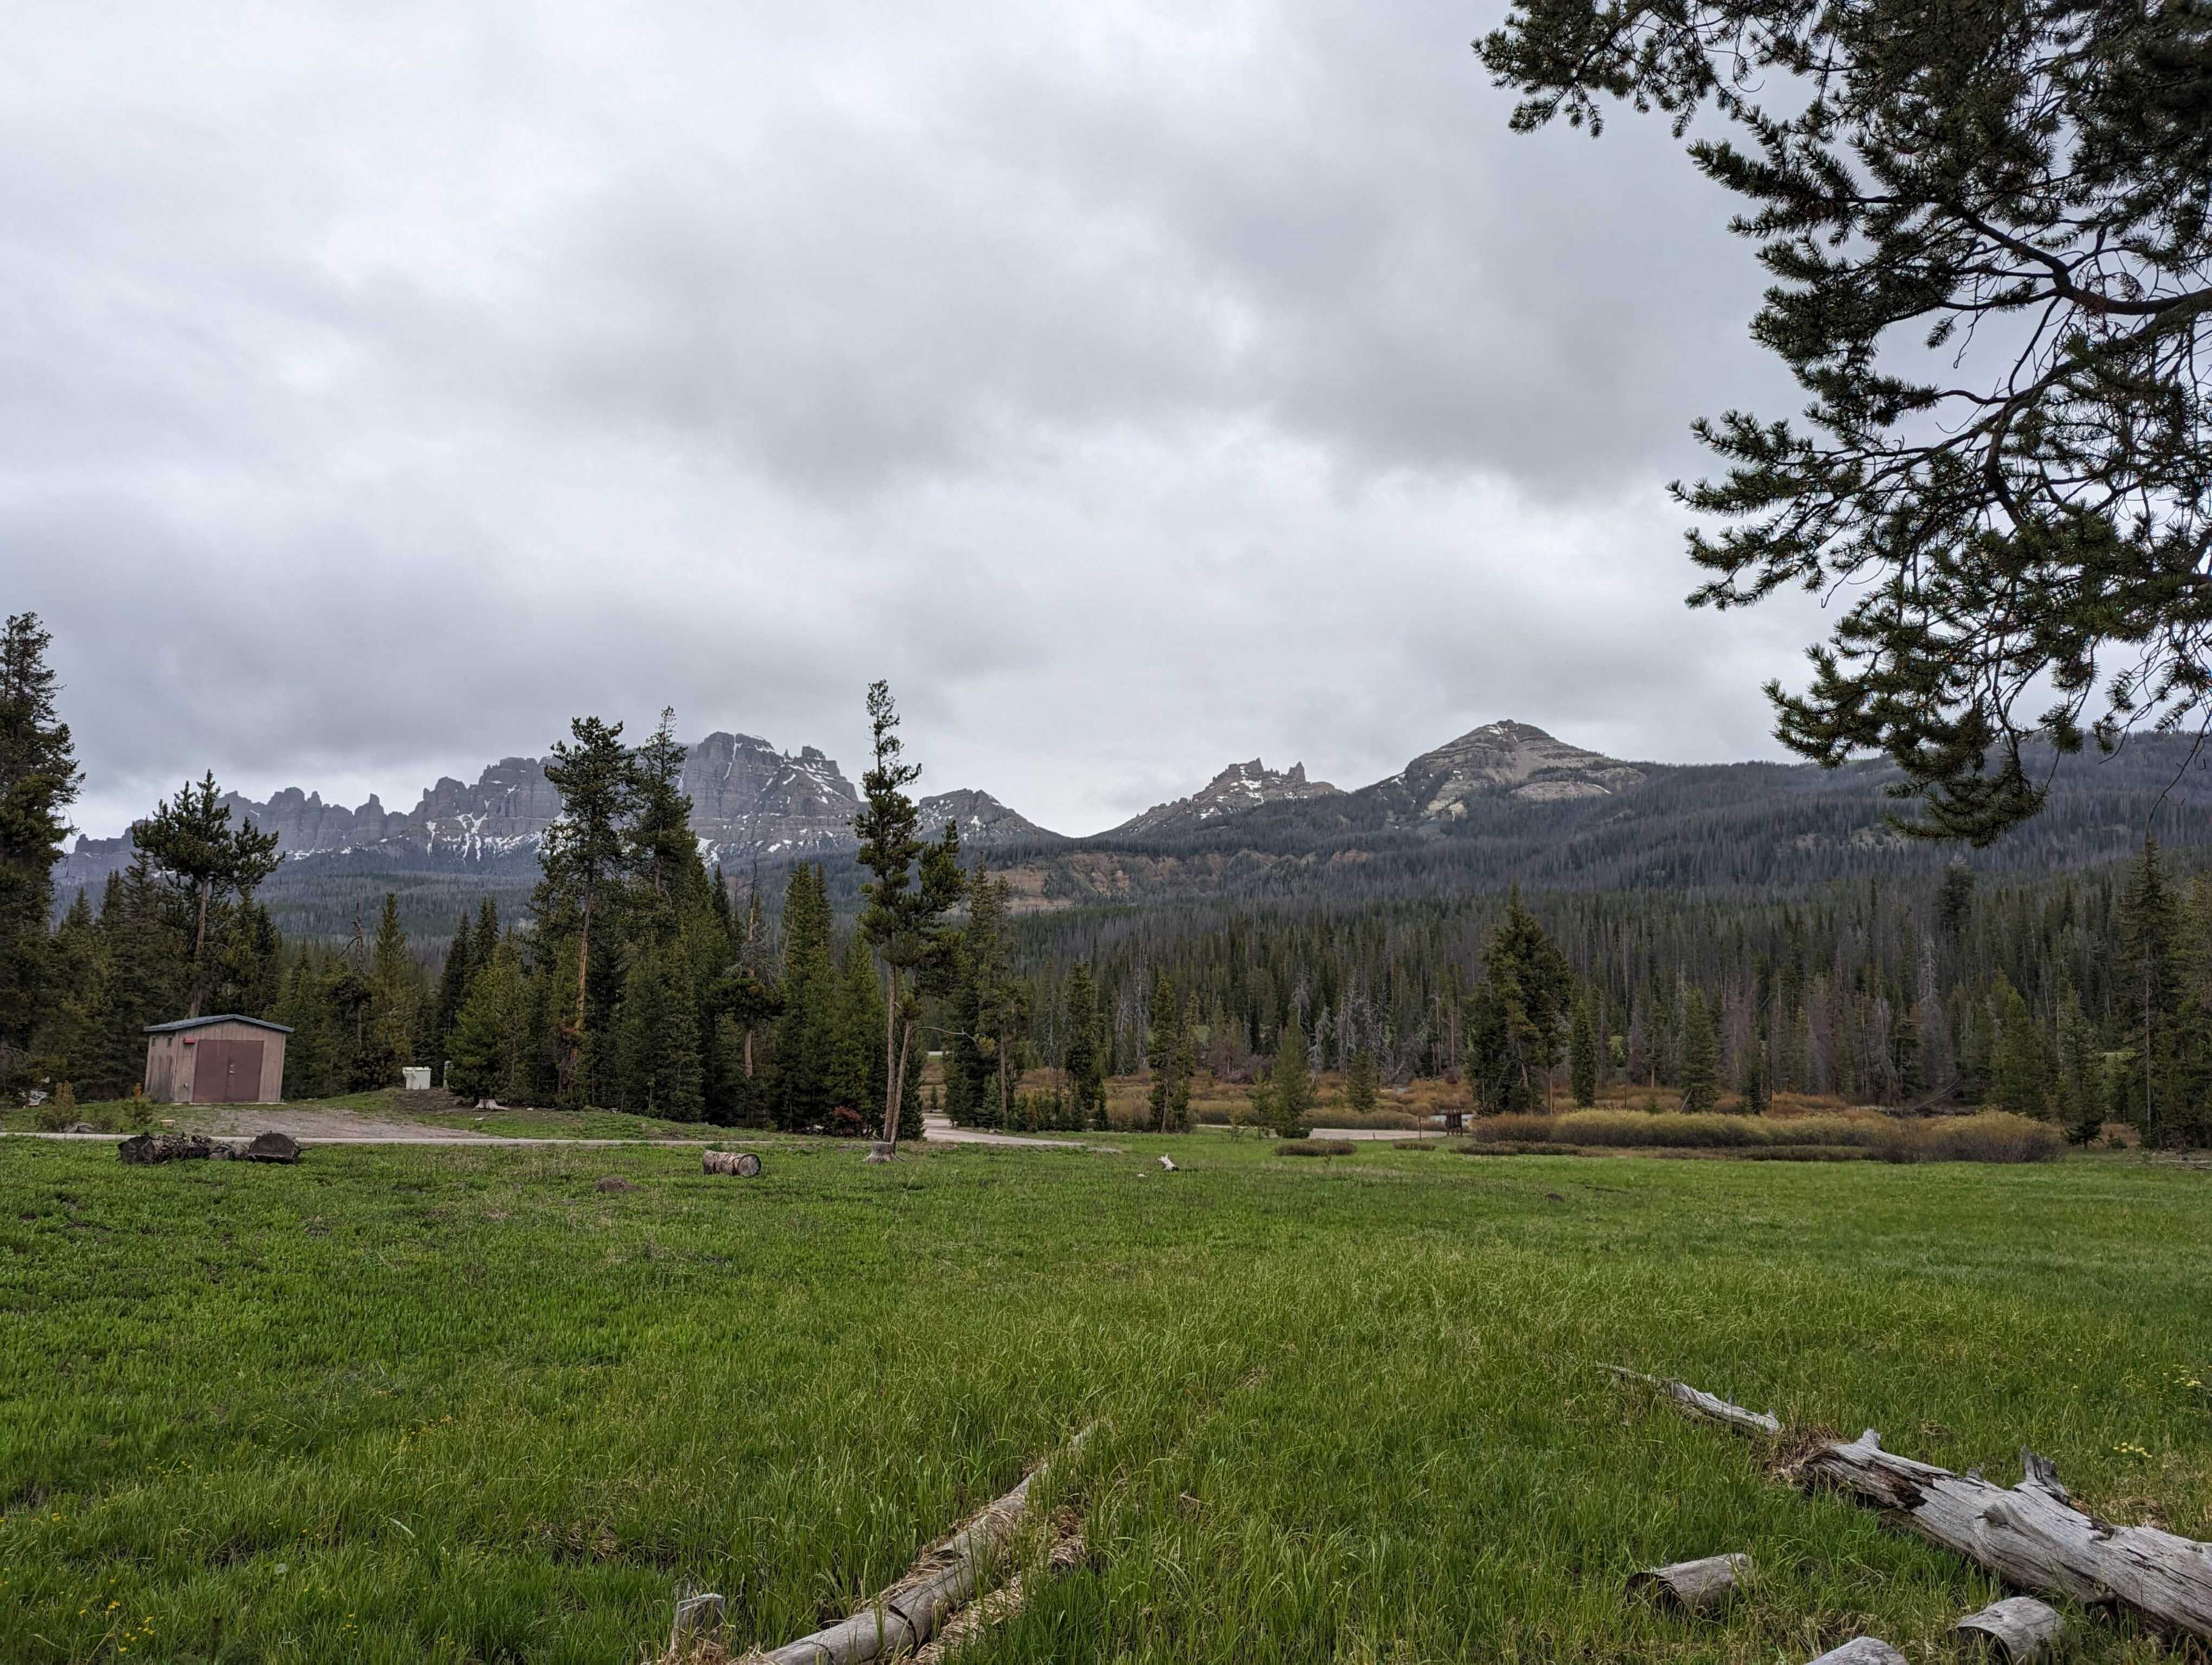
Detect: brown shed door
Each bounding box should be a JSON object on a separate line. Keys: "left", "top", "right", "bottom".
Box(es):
{"left": 192, "top": 1040, "right": 266, "bottom": 1103}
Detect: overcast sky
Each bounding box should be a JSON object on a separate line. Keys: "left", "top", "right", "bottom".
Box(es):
{"left": 5, "top": 0, "right": 1831, "bottom": 840}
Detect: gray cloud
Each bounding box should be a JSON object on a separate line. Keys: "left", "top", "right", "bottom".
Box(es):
{"left": 3, "top": 0, "right": 1815, "bottom": 839}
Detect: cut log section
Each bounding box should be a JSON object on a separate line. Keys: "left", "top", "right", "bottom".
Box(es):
{"left": 1807, "top": 1639, "right": 1905, "bottom": 1664}
{"left": 1956, "top": 1595, "right": 2065, "bottom": 1664}
{"left": 1607, "top": 1367, "right": 2212, "bottom": 1644}
{"left": 752, "top": 1427, "right": 1092, "bottom": 1665}
{"left": 1628, "top": 1552, "right": 1751, "bottom": 1613}
{"left": 702, "top": 1151, "right": 763, "bottom": 1177}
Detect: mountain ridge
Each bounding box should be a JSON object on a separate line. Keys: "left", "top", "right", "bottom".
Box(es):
{"left": 54, "top": 717, "right": 2212, "bottom": 936}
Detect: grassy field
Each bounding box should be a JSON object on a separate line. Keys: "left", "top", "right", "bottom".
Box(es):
{"left": 2, "top": 1135, "right": 2207, "bottom": 1664}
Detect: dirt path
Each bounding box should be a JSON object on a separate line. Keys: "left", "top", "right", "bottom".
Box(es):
{"left": 919, "top": 1115, "right": 1113, "bottom": 1150}
{"left": 5, "top": 1110, "right": 1101, "bottom": 1150}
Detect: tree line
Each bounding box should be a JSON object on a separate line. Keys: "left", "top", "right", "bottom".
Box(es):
{"left": 8, "top": 607, "right": 2209, "bottom": 1143}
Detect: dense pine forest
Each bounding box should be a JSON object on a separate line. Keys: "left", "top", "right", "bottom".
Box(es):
{"left": 6, "top": 612, "right": 2211, "bottom": 1145}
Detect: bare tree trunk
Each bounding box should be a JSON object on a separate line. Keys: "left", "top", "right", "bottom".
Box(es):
{"left": 882, "top": 962, "right": 900, "bottom": 1146}
{"left": 1607, "top": 1368, "right": 2212, "bottom": 1644}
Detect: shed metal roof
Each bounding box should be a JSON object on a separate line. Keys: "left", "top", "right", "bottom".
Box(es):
{"left": 143, "top": 1014, "right": 295, "bottom": 1036}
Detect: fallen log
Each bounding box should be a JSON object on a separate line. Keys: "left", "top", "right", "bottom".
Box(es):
{"left": 1628, "top": 1552, "right": 1750, "bottom": 1613}
{"left": 1607, "top": 1367, "right": 2212, "bottom": 1643}
{"left": 702, "top": 1150, "right": 763, "bottom": 1177}
{"left": 1956, "top": 1595, "right": 2065, "bottom": 1664}
{"left": 754, "top": 1427, "right": 1092, "bottom": 1665}
{"left": 910, "top": 1519, "right": 1085, "bottom": 1665}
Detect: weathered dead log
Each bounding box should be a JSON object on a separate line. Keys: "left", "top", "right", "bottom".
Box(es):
{"left": 1601, "top": 1365, "right": 1779, "bottom": 1434}
{"left": 755, "top": 1428, "right": 1091, "bottom": 1665}
{"left": 1607, "top": 1367, "right": 2212, "bottom": 1643}
{"left": 1956, "top": 1595, "right": 2065, "bottom": 1664}
{"left": 1797, "top": 1432, "right": 2212, "bottom": 1639}
{"left": 702, "top": 1150, "right": 763, "bottom": 1177}
{"left": 1628, "top": 1552, "right": 1751, "bottom": 1613}
{"left": 1807, "top": 1639, "right": 1904, "bottom": 1664}
{"left": 910, "top": 1520, "right": 1085, "bottom": 1665}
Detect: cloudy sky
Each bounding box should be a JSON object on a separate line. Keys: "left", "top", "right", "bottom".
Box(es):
{"left": 5, "top": 0, "right": 1830, "bottom": 839}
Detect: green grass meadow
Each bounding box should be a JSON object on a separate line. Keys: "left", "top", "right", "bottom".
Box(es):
{"left": 2, "top": 1135, "right": 2208, "bottom": 1663}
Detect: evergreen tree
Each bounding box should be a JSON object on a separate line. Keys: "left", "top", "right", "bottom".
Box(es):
{"left": 130, "top": 772, "right": 279, "bottom": 1018}
{"left": 1168, "top": 991, "right": 1198, "bottom": 1133}
{"left": 1989, "top": 978, "right": 2051, "bottom": 1118}
{"left": 1567, "top": 986, "right": 1599, "bottom": 1108}
{"left": 1064, "top": 960, "right": 1107, "bottom": 1131}
{"left": 1938, "top": 865, "right": 1976, "bottom": 939}
{"left": 624, "top": 710, "right": 698, "bottom": 923}
{"left": 771, "top": 864, "right": 838, "bottom": 1131}
{"left": 95, "top": 857, "right": 186, "bottom": 1096}
{"left": 429, "top": 909, "right": 476, "bottom": 1078}
{"left": 830, "top": 933, "right": 888, "bottom": 1121}
{"left": 2118, "top": 837, "right": 2184, "bottom": 1143}
{"left": 612, "top": 940, "right": 704, "bottom": 1120}
{"left": 472, "top": 896, "right": 502, "bottom": 967}
{"left": 0, "top": 613, "right": 80, "bottom": 1087}
{"left": 1146, "top": 969, "right": 1182, "bottom": 1132}
{"left": 1263, "top": 1018, "right": 1316, "bottom": 1137}
{"left": 943, "top": 866, "right": 1007, "bottom": 1125}
{"left": 1735, "top": 1019, "right": 1770, "bottom": 1115}
{"left": 1677, "top": 987, "right": 1720, "bottom": 1114}
{"left": 851, "top": 682, "right": 964, "bottom": 1147}
{"left": 361, "top": 893, "right": 415, "bottom": 1087}
{"left": 1895, "top": 1002, "right": 1926, "bottom": 1099}
{"left": 1344, "top": 1044, "right": 1380, "bottom": 1115}
{"left": 34, "top": 888, "right": 107, "bottom": 1095}
{"left": 2054, "top": 988, "right": 2104, "bottom": 1144}
{"left": 536, "top": 715, "right": 638, "bottom": 1106}
{"left": 1464, "top": 892, "right": 1572, "bottom": 1113}
{"left": 447, "top": 943, "right": 533, "bottom": 1105}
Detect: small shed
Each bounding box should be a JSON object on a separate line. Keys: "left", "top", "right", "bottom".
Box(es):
{"left": 143, "top": 1015, "right": 291, "bottom": 1105}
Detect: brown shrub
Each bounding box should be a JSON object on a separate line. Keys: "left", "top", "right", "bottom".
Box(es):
{"left": 1871, "top": 1112, "right": 2066, "bottom": 1163}
{"left": 1275, "top": 1139, "right": 1357, "bottom": 1158}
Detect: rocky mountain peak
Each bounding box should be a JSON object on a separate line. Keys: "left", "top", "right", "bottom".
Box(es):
{"left": 1108, "top": 756, "right": 1341, "bottom": 839}
{"left": 1394, "top": 719, "right": 1646, "bottom": 817}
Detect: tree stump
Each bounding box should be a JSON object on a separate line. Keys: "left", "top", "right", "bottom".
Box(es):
{"left": 242, "top": 1131, "right": 302, "bottom": 1164}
